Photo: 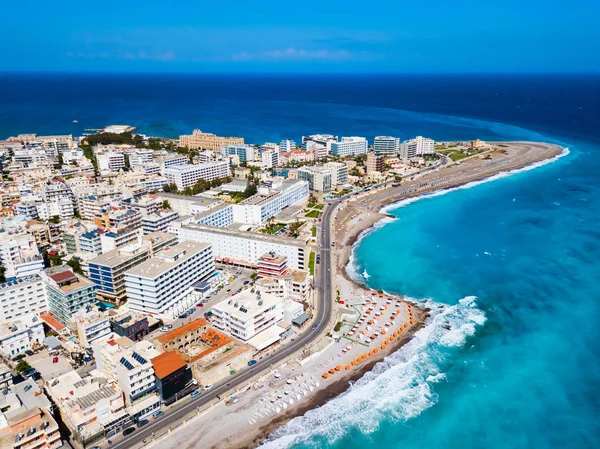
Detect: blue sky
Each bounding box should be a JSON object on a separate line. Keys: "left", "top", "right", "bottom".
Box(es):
{"left": 1, "top": 0, "right": 598, "bottom": 73}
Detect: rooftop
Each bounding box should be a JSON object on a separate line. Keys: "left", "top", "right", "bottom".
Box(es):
{"left": 156, "top": 318, "right": 208, "bottom": 344}
{"left": 182, "top": 223, "right": 308, "bottom": 248}
{"left": 151, "top": 351, "right": 187, "bottom": 379}
{"left": 125, "top": 241, "right": 211, "bottom": 279}
{"left": 213, "top": 290, "right": 282, "bottom": 322}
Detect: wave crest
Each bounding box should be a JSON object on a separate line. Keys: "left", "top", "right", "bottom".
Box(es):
{"left": 260, "top": 296, "right": 486, "bottom": 449}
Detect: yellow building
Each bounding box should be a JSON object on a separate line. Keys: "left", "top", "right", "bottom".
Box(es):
{"left": 179, "top": 129, "right": 244, "bottom": 151}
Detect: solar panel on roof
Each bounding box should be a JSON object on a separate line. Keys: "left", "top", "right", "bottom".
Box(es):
{"left": 120, "top": 357, "right": 134, "bottom": 370}
{"left": 131, "top": 351, "right": 147, "bottom": 365}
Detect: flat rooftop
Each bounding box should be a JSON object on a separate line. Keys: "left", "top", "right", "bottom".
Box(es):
{"left": 182, "top": 223, "right": 307, "bottom": 248}
{"left": 125, "top": 241, "right": 210, "bottom": 279}
{"left": 213, "top": 290, "right": 281, "bottom": 321}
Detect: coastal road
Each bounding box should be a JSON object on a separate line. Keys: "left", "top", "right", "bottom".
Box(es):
{"left": 109, "top": 200, "right": 339, "bottom": 449}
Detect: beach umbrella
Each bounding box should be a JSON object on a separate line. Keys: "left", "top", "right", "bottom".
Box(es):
{"left": 351, "top": 360, "right": 357, "bottom": 366}
{"left": 329, "top": 368, "right": 335, "bottom": 374}
{"left": 335, "top": 365, "right": 342, "bottom": 371}
{"left": 345, "top": 364, "right": 351, "bottom": 370}
{"left": 374, "top": 347, "right": 379, "bottom": 354}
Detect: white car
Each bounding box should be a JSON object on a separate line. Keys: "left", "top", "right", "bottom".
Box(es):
{"left": 204, "top": 384, "right": 213, "bottom": 390}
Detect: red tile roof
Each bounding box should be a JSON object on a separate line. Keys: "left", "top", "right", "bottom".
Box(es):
{"left": 151, "top": 351, "right": 187, "bottom": 379}
{"left": 39, "top": 312, "right": 65, "bottom": 331}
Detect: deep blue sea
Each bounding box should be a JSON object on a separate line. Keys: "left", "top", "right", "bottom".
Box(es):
{"left": 1, "top": 73, "right": 599, "bottom": 449}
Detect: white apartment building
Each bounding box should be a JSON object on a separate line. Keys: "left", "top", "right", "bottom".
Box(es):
{"left": 400, "top": 136, "right": 436, "bottom": 159}
{"left": 194, "top": 203, "right": 234, "bottom": 228}
{"left": 173, "top": 224, "right": 309, "bottom": 271}
{"left": 256, "top": 269, "right": 312, "bottom": 303}
{"left": 36, "top": 196, "right": 75, "bottom": 220}
{"left": 0, "top": 314, "right": 45, "bottom": 357}
{"left": 0, "top": 232, "right": 44, "bottom": 281}
{"left": 127, "top": 149, "right": 154, "bottom": 167}
{"left": 93, "top": 335, "right": 161, "bottom": 408}
{"left": 14, "top": 201, "right": 39, "bottom": 220}
{"left": 261, "top": 148, "right": 280, "bottom": 169}
{"left": 231, "top": 180, "right": 309, "bottom": 225}
{"left": 72, "top": 305, "right": 112, "bottom": 348}
{"left": 0, "top": 275, "right": 47, "bottom": 323}
{"left": 164, "top": 161, "right": 230, "bottom": 190}
{"left": 157, "top": 155, "right": 187, "bottom": 174}
{"left": 141, "top": 210, "right": 180, "bottom": 234}
{"left": 97, "top": 152, "right": 126, "bottom": 173}
{"left": 124, "top": 241, "right": 215, "bottom": 318}
{"left": 220, "top": 144, "right": 256, "bottom": 163}
{"left": 374, "top": 136, "right": 400, "bottom": 155}
{"left": 302, "top": 134, "right": 337, "bottom": 159}
{"left": 330, "top": 137, "right": 368, "bottom": 157}
{"left": 212, "top": 290, "right": 285, "bottom": 346}
{"left": 140, "top": 176, "right": 169, "bottom": 191}
{"left": 279, "top": 140, "right": 296, "bottom": 152}
{"left": 298, "top": 166, "right": 332, "bottom": 192}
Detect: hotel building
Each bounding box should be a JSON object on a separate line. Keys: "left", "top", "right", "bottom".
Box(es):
{"left": 220, "top": 144, "right": 256, "bottom": 163}
{"left": 373, "top": 136, "right": 400, "bottom": 155}
{"left": 400, "top": 136, "right": 435, "bottom": 159}
{"left": 0, "top": 275, "right": 47, "bottom": 323}
{"left": 179, "top": 129, "right": 244, "bottom": 151}
{"left": 164, "top": 161, "right": 230, "bottom": 190}
{"left": 124, "top": 241, "right": 215, "bottom": 318}
{"left": 330, "top": 137, "right": 368, "bottom": 157}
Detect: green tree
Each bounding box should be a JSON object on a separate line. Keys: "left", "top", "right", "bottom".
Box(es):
{"left": 244, "top": 182, "right": 257, "bottom": 198}
{"left": 124, "top": 154, "right": 131, "bottom": 171}
{"left": 48, "top": 254, "right": 63, "bottom": 267}
{"left": 16, "top": 360, "right": 31, "bottom": 373}
{"left": 162, "top": 200, "right": 171, "bottom": 209}
{"left": 0, "top": 265, "right": 5, "bottom": 284}
{"left": 66, "top": 258, "right": 83, "bottom": 275}
{"left": 48, "top": 215, "right": 60, "bottom": 224}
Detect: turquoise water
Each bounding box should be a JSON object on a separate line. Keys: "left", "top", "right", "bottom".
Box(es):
{"left": 262, "top": 121, "right": 600, "bottom": 449}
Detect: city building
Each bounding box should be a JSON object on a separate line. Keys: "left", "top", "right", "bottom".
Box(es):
{"left": 261, "top": 148, "right": 280, "bottom": 169}
{"left": 231, "top": 180, "right": 309, "bottom": 225}
{"left": 256, "top": 269, "right": 312, "bottom": 303}
{"left": 280, "top": 149, "right": 314, "bottom": 164}
{"left": 42, "top": 267, "right": 97, "bottom": 330}
{"left": 330, "top": 137, "right": 368, "bottom": 157}
{"left": 97, "top": 152, "right": 126, "bottom": 173}
{"left": 0, "top": 232, "right": 44, "bottom": 281}
{"left": 298, "top": 167, "right": 332, "bottom": 192}
{"left": 72, "top": 304, "right": 112, "bottom": 348}
{"left": 212, "top": 290, "right": 286, "bottom": 350}
{"left": 279, "top": 140, "right": 296, "bottom": 152}
{"left": 45, "top": 370, "right": 128, "bottom": 444}
{"left": 141, "top": 210, "right": 180, "bottom": 234}
{"left": 400, "top": 136, "right": 435, "bottom": 159}
{"left": 0, "top": 406, "right": 62, "bottom": 449}
{"left": 301, "top": 134, "right": 337, "bottom": 159}
{"left": 124, "top": 241, "right": 215, "bottom": 318}
{"left": 179, "top": 129, "right": 244, "bottom": 151}
{"left": 366, "top": 152, "right": 385, "bottom": 173}
{"left": 0, "top": 275, "right": 47, "bottom": 323}
{"left": 0, "top": 315, "right": 44, "bottom": 357}
{"left": 110, "top": 308, "right": 153, "bottom": 342}
{"left": 220, "top": 144, "right": 256, "bottom": 163}
{"left": 150, "top": 351, "right": 193, "bottom": 404}
{"left": 172, "top": 224, "right": 309, "bottom": 271}
{"left": 88, "top": 240, "right": 154, "bottom": 305}
{"left": 257, "top": 252, "right": 290, "bottom": 278}
{"left": 164, "top": 161, "right": 230, "bottom": 190}
{"left": 373, "top": 136, "right": 400, "bottom": 155}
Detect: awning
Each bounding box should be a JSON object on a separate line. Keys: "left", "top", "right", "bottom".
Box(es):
{"left": 292, "top": 312, "right": 309, "bottom": 326}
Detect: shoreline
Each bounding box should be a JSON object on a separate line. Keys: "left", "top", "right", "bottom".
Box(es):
{"left": 154, "top": 141, "right": 566, "bottom": 449}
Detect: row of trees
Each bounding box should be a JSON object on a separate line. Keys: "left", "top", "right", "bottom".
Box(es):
{"left": 162, "top": 176, "right": 233, "bottom": 196}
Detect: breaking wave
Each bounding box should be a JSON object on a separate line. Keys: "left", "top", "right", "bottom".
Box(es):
{"left": 259, "top": 296, "right": 486, "bottom": 449}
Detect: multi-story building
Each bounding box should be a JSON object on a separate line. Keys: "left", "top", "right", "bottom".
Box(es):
{"left": 36, "top": 196, "right": 75, "bottom": 221}
{"left": 0, "top": 232, "right": 44, "bottom": 281}
{"left": 212, "top": 290, "right": 285, "bottom": 347}
{"left": 0, "top": 275, "right": 47, "bottom": 323}
{"left": 42, "top": 267, "right": 97, "bottom": 330}
{"left": 261, "top": 148, "right": 280, "bottom": 169}
{"left": 400, "top": 136, "right": 435, "bottom": 159}
{"left": 77, "top": 195, "right": 112, "bottom": 220}
{"left": 280, "top": 150, "right": 314, "bottom": 164}
{"left": 179, "top": 129, "right": 244, "bottom": 151}
{"left": 72, "top": 304, "right": 112, "bottom": 348}
{"left": 88, "top": 240, "right": 154, "bottom": 305}
{"left": 279, "top": 140, "right": 296, "bottom": 152}
{"left": 257, "top": 253, "right": 290, "bottom": 278}
{"left": 141, "top": 210, "right": 180, "bottom": 234}
{"left": 0, "top": 406, "right": 62, "bottom": 449}
{"left": 124, "top": 241, "right": 215, "bottom": 318}
{"left": 220, "top": 144, "right": 256, "bottom": 163}
{"left": 298, "top": 166, "right": 332, "bottom": 192}
{"left": 150, "top": 351, "right": 193, "bottom": 404}
{"left": 330, "top": 136, "right": 368, "bottom": 157}
{"left": 97, "top": 152, "right": 126, "bottom": 173}
{"left": 157, "top": 155, "right": 187, "bottom": 175}
{"left": 366, "top": 152, "right": 385, "bottom": 173}
{"left": 324, "top": 162, "right": 349, "bottom": 186}
{"left": 257, "top": 269, "right": 312, "bottom": 303}
{"left": 121, "top": 195, "right": 162, "bottom": 216}
{"left": 373, "top": 136, "right": 400, "bottom": 156}
{"left": 172, "top": 224, "right": 309, "bottom": 271}
{"left": 164, "top": 161, "right": 230, "bottom": 190}
{"left": 194, "top": 203, "right": 234, "bottom": 228}
{"left": 46, "top": 370, "right": 128, "bottom": 444}
{"left": 231, "top": 180, "right": 309, "bottom": 225}
{"left": 13, "top": 201, "right": 39, "bottom": 220}
{"left": 110, "top": 309, "right": 151, "bottom": 342}
{"left": 302, "top": 134, "right": 337, "bottom": 159}
{"left": 0, "top": 314, "right": 45, "bottom": 357}
{"left": 93, "top": 336, "right": 161, "bottom": 410}
{"left": 79, "top": 229, "right": 103, "bottom": 254}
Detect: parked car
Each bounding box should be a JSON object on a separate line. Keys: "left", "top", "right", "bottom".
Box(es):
{"left": 178, "top": 313, "right": 188, "bottom": 319}
{"left": 204, "top": 384, "right": 213, "bottom": 390}
{"left": 187, "top": 308, "right": 195, "bottom": 314}
{"left": 12, "top": 354, "right": 25, "bottom": 362}
{"left": 247, "top": 360, "right": 257, "bottom": 367}
{"left": 160, "top": 325, "right": 173, "bottom": 332}
{"left": 123, "top": 427, "right": 136, "bottom": 436}
{"left": 311, "top": 324, "right": 318, "bottom": 330}
{"left": 190, "top": 390, "right": 201, "bottom": 398}
{"left": 24, "top": 350, "right": 34, "bottom": 357}
{"left": 152, "top": 411, "right": 164, "bottom": 419}
{"left": 243, "top": 281, "right": 250, "bottom": 285}
{"left": 137, "top": 419, "right": 149, "bottom": 428}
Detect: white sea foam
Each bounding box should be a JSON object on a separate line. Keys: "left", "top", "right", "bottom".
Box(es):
{"left": 260, "top": 296, "right": 486, "bottom": 449}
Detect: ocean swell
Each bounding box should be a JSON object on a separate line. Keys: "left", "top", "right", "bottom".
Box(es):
{"left": 260, "top": 296, "right": 486, "bottom": 449}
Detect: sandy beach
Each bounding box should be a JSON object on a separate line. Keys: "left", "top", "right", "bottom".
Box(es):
{"left": 150, "top": 141, "right": 564, "bottom": 449}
